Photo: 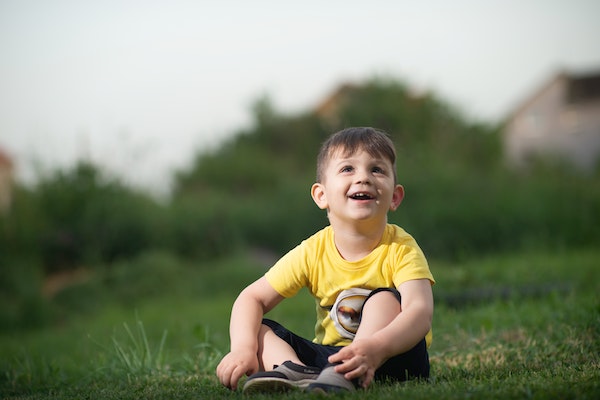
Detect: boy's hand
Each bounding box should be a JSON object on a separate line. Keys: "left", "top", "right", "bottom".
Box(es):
{"left": 327, "top": 337, "right": 386, "bottom": 388}
{"left": 216, "top": 350, "right": 259, "bottom": 390}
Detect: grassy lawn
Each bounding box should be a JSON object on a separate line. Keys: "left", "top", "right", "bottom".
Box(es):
{"left": 1, "top": 248, "right": 598, "bottom": 399}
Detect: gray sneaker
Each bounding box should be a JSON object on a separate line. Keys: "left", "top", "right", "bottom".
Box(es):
{"left": 242, "top": 361, "right": 321, "bottom": 394}
{"left": 306, "top": 363, "right": 357, "bottom": 393}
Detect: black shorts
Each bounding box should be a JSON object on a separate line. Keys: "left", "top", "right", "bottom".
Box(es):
{"left": 262, "top": 288, "right": 430, "bottom": 382}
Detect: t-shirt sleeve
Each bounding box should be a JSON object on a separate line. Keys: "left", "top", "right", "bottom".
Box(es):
{"left": 264, "top": 243, "right": 310, "bottom": 298}
{"left": 391, "top": 238, "right": 435, "bottom": 287}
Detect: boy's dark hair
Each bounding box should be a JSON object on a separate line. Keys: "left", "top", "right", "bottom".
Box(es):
{"left": 316, "top": 127, "right": 397, "bottom": 183}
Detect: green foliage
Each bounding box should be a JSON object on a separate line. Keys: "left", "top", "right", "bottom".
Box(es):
{"left": 50, "top": 251, "right": 193, "bottom": 317}
{"left": 0, "top": 254, "right": 48, "bottom": 330}
{"left": 166, "top": 194, "right": 242, "bottom": 260}
{"left": 227, "top": 181, "right": 328, "bottom": 253}
{"left": 171, "top": 76, "right": 599, "bottom": 260}
{"left": 1, "top": 162, "right": 166, "bottom": 273}
{"left": 33, "top": 162, "right": 167, "bottom": 269}
{"left": 392, "top": 158, "right": 600, "bottom": 258}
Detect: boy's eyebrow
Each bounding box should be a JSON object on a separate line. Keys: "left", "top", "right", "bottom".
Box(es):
{"left": 333, "top": 155, "right": 389, "bottom": 164}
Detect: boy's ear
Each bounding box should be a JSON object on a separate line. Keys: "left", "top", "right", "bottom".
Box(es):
{"left": 311, "top": 183, "right": 328, "bottom": 210}
{"left": 389, "top": 184, "right": 405, "bottom": 211}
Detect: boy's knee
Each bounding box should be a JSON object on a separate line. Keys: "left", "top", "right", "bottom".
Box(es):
{"left": 355, "top": 288, "right": 402, "bottom": 334}
{"left": 365, "top": 287, "right": 401, "bottom": 305}
{"left": 361, "top": 288, "right": 402, "bottom": 317}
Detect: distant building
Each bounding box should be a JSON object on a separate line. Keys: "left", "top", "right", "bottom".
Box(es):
{"left": 504, "top": 70, "right": 600, "bottom": 171}
{"left": 0, "top": 147, "right": 14, "bottom": 214}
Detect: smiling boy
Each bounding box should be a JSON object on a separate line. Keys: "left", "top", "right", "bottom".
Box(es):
{"left": 216, "top": 127, "right": 435, "bottom": 393}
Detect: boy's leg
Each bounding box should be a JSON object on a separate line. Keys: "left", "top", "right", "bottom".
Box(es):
{"left": 358, "top": 288, "right": 429, "bottom": 382}
{"left": 375, "top": 337, "right": 429, "bottom": 381}
{"left": 308, "top": 289, "right": 401, "bottom": 393}
{"left": 308, "top": 288, "right": 429, "bottom": 392}
{"left": 257, "top": 323, "right": 303, "bottom": 370}
{"left": 243, "top": 320, "right": 327, "bottom": 394}
{"left": 260, "top": 318, "right": 340, "bottom": 368}
{"left": 354, "top": 288, "right": 402, "bottom": 339}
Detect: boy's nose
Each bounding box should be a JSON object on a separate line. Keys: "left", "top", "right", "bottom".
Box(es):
{"left": 355, "top": 170, "right": 371, "bottom": 184}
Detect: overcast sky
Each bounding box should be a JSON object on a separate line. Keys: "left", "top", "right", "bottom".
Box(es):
{"left": 1, "top": 0, "right": 599, "bottom": 196}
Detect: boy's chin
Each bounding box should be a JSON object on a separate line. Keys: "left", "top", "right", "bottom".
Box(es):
{"left": 344, "top": 212, "right": 384, "bottom": 223}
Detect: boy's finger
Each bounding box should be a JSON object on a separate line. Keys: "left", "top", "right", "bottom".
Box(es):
{"left": 328, "top": 346, "right": 352, "bottom": 363}
{"left": 359, "top": 371, "right": 374, "bottom": 388}
{"left": 230, "top": 369, "right": 244, "bottom": 390}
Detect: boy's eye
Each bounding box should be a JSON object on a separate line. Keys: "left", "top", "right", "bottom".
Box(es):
{"left": 341, "top": 166, "right": 354, "bottom": 173}
{"left": 372, "top": 166, "right": 384, "bottom": 174}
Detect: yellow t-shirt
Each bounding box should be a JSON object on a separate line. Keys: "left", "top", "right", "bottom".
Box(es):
{"left": 265, "top": 224, "right": 435, "bottom": 347}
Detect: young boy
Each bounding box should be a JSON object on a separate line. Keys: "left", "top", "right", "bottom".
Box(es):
{"left": 216, "top": 127, "right": 434, "bottom": 393}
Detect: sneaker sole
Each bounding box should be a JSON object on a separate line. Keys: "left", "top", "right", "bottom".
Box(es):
{"left": 306, "top": 382, "right": 354, "bottom": 393}
{"left": 242, "top": 377, "right": 315, "bottom": 394}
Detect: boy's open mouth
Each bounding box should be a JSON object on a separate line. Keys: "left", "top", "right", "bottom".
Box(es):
{"left": 349, "top": 192, "right": 375, "bottom": 200}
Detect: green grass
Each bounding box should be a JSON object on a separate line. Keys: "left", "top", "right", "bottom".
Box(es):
{"left": 1, "top": 248, "right": 598, "bottom": 399}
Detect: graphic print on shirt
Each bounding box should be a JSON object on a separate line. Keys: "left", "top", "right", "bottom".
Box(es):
{"left": 330, "top": 288, "right": 372, "bottom": 339}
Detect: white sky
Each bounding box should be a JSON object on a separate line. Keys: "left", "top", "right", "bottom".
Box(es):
{"left": 1, "top": 0, "right": 599, "bottom": 196}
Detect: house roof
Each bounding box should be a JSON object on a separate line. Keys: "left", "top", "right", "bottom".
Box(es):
{"left": 506, "top": 69, "right": 600, "bottom": 122}
{"left": 314, "top": 83, "right": 359, "bottom": 118}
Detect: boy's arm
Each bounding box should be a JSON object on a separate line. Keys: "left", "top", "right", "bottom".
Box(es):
{"left": 379, "top": 278, "right": 434, "bottom": 353}
{"left": 216, "top": 276, "right": 284, "bottom": 390}
{"left": 329, "top": 278, "right": 433, "bottom": 387}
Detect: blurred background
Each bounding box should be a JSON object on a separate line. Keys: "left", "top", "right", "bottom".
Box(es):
{"left": 1, "top": 1, "right": 599, "bottom": 330}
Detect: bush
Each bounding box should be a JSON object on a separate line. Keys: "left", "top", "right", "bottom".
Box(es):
{"left": 167, "top": 194, "right": 242, "bottom": 260}
{"left": 17, "top": 161, "right": 168, "bottom": 272}
{"left": 0, "top": 255, "right": 49, "bottom": 330}
{"left": 51, "top": 251, "right": 192, "bottom": 316}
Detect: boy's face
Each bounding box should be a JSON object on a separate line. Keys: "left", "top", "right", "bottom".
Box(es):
{"left": 311, "top": 148, "right": 404, "bottom": 224}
